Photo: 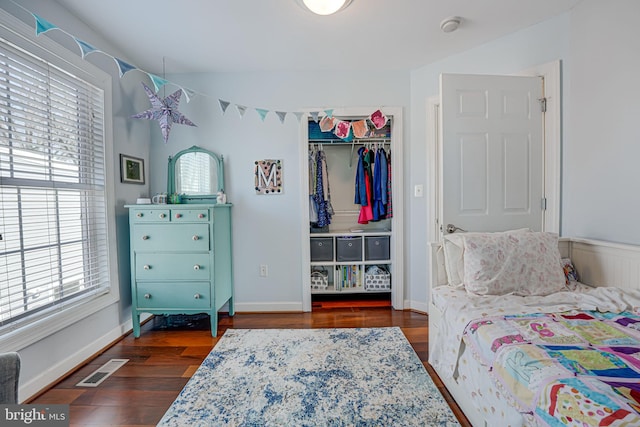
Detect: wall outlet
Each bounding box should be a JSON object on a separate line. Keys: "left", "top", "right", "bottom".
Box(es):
{"left": 259, "top": 264, "right": 268, "bottom": 277}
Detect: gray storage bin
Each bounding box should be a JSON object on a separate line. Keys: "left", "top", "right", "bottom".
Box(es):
{"left": 310, "top": 237, "right": 333, "bottom": 261}
{"left": 336, "top": 236, "right": 362, "bottom": 261}
{"left": 365, "top": 236, "right": 390, "bottom": 261}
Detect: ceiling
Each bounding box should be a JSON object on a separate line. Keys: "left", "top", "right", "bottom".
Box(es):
{"left": 52, "top": 0, "right": 581, "bottom": 75}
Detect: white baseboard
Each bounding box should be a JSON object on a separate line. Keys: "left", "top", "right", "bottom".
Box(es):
{"left": 404, "top": 299, "right": 429, "bottom": 314}
{"left": 234, "top": 302, "right": 304, "bottom": 312}
{"left": 19, "top": 313, "right": 152, "bottom": 402}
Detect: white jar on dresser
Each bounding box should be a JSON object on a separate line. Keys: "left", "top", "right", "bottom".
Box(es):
{"left": 125, "top": 203, "right": 233, "bottom": 337}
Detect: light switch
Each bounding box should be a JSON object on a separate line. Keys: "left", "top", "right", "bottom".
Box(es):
{"left": 414, "top": 184, "right": 424, "bottom": 197}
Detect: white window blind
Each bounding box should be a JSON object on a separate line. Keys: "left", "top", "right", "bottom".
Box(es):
{"left": 0, "top": 35, "right": 109, "bottom": 328}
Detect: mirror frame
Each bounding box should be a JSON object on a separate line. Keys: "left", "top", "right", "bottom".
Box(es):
{"left": 167, "top": 145, "right": 225, "bottom": 203}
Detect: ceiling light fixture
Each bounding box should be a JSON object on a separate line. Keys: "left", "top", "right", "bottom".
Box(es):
{"left": 440, "top": 16, "right": 461, "bottom": 33}
{"left": 299, "top": 0, "right": 353, "bottom": 16}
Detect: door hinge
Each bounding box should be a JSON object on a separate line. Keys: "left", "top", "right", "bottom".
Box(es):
{"left": 541, "top": 197, "right": 547, "bottom": 211}
{"left": 539, "top": 97, "right": 547, "bottom": 113}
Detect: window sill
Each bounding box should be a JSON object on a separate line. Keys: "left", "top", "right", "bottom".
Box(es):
{"left": 0, "top": 291, "right": 119, "bottom": 353}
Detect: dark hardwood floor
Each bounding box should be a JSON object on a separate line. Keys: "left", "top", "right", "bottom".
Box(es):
{"left": 29, "top": 307, "right": 471, "bottom": 427}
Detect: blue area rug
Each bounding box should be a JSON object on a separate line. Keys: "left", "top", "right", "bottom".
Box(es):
{"left": 158, "top": 327, "right": 460, "bottom": 426}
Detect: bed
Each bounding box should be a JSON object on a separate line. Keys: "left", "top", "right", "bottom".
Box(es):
{"left": 428, "top": 232, "right": 640, "bottom": 427}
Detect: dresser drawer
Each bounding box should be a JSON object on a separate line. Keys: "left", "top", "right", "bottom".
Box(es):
{"left": 130, "top": 208, "right": 171, "bottom": 223}
{"left": 136, "top": 282, "right": 211, "bottom": 309}
{"left": 171, "top": 208, "right": 210, "bottom": 222}
{"left": 132, "top": 224, "right": 210, "bottom": 251}
{"left": 135, "top": 253, "right": 211, "bottom": 280}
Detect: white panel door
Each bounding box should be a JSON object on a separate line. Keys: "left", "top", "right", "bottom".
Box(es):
{"left": 439, "top": 73, "right": 544, "bottom": 235}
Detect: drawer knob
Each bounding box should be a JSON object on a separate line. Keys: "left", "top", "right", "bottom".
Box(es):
{"left": 318, "top": 242, "right": 323, "bottom": 247}
{"left": 142, "top": 235, "right": 149, "bottom": 240}
{"left": 198, "top": 213, "right": 205, "bottom": 219}
{"left": 159, "top": 213, "right": 166, "bottom": 219}
{"left": 193, "top": 264, "right": 200, "bottom": 270}
{"left": 194, "top": 293, "right": 201, "bottom": 299}
{"left": 175, "top": 213, "right": 182, "bottom": 218}
{"left": 143, "top": 265, "right": 150, "bottom": 270}
{"left": 192, "top": 235, "right": 199, "bottom": 241}
{"left": 136, "top": 213, "right": 143, "bottom": 218}
{"left": 144, "top": 293, "right": 151, "bottom": 299}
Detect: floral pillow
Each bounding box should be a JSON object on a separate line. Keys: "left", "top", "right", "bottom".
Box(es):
{"left": 462, "top": 231, "right": 567, "bottom": 296}
{"left": 442, "top": 228, "right": 530, "bottom": 287}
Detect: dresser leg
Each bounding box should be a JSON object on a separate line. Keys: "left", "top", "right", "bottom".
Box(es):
{"left": 228, "top": 297, "right": 235, "bottom": 316}
{"left": 133, "top": 313, "right": 141, "bottom": 338}
{"left": 210, "top": 312, "right": 218, "bottom": 337}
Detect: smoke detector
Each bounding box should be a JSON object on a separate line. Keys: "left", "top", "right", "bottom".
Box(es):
{"left": 440, "top": 16, "right": 461, "bottom": 33}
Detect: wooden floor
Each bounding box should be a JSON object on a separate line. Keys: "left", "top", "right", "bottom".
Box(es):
{"left": 29, "top": 308, "right": 471, "bottom": 427}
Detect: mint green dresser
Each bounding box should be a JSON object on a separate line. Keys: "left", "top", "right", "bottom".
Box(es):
{"left": 126, "top": 204, "right": 233, "bottom": 337}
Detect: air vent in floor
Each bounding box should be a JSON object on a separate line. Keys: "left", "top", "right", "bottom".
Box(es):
{"left": 76, "top": 358, "right": 129, "bottom": 387}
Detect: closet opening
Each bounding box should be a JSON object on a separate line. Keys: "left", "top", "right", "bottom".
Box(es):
{"left": 307, "top": 115, "right": 394, "bottom": 310}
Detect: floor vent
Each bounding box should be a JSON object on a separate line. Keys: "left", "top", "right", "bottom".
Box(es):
{"left": 76, "top": 359, "right": 129, "bottom": 387}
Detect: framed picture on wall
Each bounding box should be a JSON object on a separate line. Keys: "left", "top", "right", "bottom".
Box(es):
{"left": 120, "top": 154, "right": 145, "bottom": 184}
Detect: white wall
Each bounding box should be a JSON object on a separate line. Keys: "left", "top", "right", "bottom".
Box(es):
{"left": 562, "top": 0, "right": 640, "bottom": 244}
{"left": 4, "top": 0, "right": 150, "bottom": 400}
{"left": 143, "top": 71, "right": 410, "bottom": 311}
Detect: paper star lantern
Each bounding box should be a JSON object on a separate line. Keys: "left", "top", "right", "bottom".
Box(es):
{"left": 131, "top": 83, "right": 196, "bottom": 144}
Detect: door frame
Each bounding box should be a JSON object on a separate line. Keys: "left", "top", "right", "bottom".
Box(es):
{"left": 427, "top": 60, "right": 561, "bottom": 242}
{"left": 299, "top": 106, "right": 404, "bottom": 312}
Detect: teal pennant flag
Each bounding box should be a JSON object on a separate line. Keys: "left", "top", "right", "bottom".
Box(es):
{"left": 74, "top": 38, "right": 98, "bottom": 58}
{"left": 33, "top": 14, "right": 57, "bottom": 35}
{"left": 148, "top": 74, "right": 169, "bottom": 92}
{"left": 256, "top": 108, "right": 269, "bottom": 121}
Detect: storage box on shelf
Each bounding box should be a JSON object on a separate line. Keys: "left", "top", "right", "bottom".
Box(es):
{"left": 309, "top": 232, "right": 391, "bottom": 294}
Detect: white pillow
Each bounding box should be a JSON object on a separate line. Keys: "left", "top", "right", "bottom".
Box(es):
{"left": 442, "top": 228, "right": 530, "bottom": 287}
{"left": 462, "top": 231, "right": 566, "bottom": 296}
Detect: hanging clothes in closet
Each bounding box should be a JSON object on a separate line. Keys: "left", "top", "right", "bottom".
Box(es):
{"left": 309, "top": 145, "right": 334, "bottom": 229}
{"left": 355, "top": 145, "right": 392, "bottom": 224}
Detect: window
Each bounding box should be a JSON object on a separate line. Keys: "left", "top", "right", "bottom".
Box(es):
{"left": 0, "top": 13, "right": 115, "bottom": 341}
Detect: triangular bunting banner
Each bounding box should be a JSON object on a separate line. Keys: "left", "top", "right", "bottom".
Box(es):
{"left": 148, "top": 74, "right": 169, "bottom": 92}
{"left": 74, "top": 38, "right": 98, "bottom": 58}
{"left": 23, "top": 5, "right": 394, "bottom": 141}
{"left": 218, "top": 100, "right": 231, "bottom": 114}
{"left": 113, "top": 57, "right": 136, "bottom": 77}
{"left": 256, "top": 108, "right": 269, "bottom": 121}
{"left": 33, "top": 14, "right": 57, "bottom": 35}
{"left": 275, "top": 111, "right": 287, "bottom": 124}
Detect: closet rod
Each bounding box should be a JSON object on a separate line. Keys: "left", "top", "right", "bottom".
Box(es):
{"left": 308, "top": 139, "right": 391, "bottom": 145}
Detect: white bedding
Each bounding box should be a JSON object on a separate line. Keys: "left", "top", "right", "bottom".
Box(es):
{"left": 429, "top": 284, "right": 640, "bottom": 379}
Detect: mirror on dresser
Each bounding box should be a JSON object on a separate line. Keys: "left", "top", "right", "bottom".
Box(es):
{"left": 167, "top": 145, "right": 225, "bottom": 204}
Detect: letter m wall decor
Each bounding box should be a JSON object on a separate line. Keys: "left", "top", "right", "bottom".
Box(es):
{"left": 254, "top": 159, "right": 283, "bottom": 195}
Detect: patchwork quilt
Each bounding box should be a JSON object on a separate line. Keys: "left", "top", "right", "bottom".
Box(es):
{"left": 464, "top": 310, "right": 640, "bottom": 426}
